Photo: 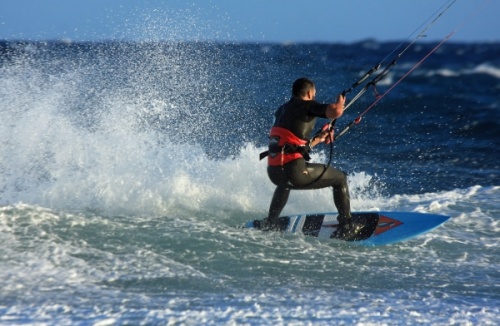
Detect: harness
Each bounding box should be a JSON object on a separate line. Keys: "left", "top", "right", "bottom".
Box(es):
{"left": 259, "top": 126, "right": 311, "bottom": 166}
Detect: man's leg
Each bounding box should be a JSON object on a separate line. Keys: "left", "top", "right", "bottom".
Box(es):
{"left": 331, "top": 171, "right": 351, "bottom": 225}
{"left": 268, "top": 185, "right": 290, "bottom": 220}
{"left": 258, "top": 185, "right": 291, "bottom": 231}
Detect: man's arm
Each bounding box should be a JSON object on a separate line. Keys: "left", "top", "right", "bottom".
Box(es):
{"left": 325, "top": 94, "right": 346, "bottom": 119}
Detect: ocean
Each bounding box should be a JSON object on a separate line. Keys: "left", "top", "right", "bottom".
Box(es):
{"left": 0, "top": 40, "right": 499, "bottom": 325}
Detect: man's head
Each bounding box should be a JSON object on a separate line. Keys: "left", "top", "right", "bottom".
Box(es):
{"left": 292, "top": 78, "right": 316, "bottom": 100}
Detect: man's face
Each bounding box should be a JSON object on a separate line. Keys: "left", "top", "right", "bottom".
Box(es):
{"left": 308, "top": 88, "right": 316, "bottom": 101}
{"left": 304, "top": 88, "right": 316, "bottom": 101}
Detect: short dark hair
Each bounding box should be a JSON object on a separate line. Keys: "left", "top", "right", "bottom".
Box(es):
{"left": 292, "top": 78, "right": 315, "bottom": 97}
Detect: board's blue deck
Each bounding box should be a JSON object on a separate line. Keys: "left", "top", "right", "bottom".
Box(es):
{"left": 245, "top": 211, "right": 451, "bottom": 246}
{"left": 357, "top": 212, "right": 450, "bottom": 246}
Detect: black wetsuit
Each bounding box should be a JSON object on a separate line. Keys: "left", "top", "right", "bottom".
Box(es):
{"left": 266, "top": 97, "right": 352, "bottom": 225}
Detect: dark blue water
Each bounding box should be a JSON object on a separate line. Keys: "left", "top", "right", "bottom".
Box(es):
{"left": 1, "top": 40, "right": 499, "bottom": 324}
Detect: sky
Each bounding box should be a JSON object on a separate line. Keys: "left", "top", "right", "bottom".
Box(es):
{"left": 0, "top": 0, "right": 498, "bottom": 43}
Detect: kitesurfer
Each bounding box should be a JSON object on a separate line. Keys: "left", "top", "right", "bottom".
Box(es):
{"left": 262, "top": 78, "right": 364, "bottom": 240}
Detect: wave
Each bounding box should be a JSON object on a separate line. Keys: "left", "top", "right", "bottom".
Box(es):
{"left": 421, "top": 63, "right": 500, "bottom": 79}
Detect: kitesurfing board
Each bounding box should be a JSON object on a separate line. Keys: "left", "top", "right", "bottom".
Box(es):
{"left": 244, "top": 211, "right": 450, "bottom": 246}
